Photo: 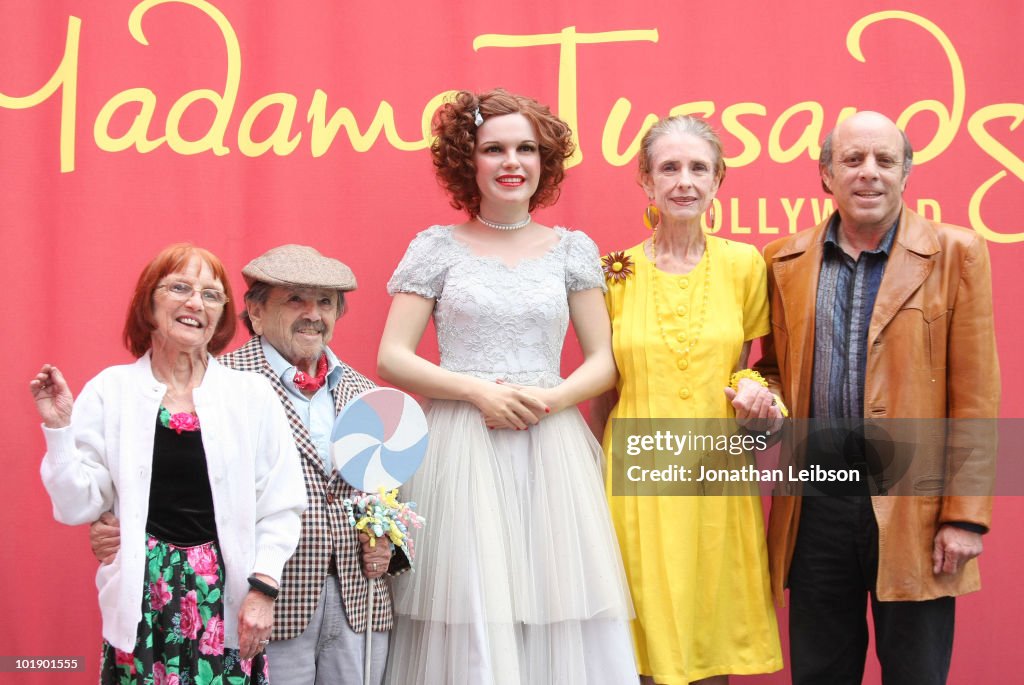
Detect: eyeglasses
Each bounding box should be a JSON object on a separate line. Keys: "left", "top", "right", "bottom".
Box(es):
{"left": 156, "top": 281, "right": 229, "bottom": 307}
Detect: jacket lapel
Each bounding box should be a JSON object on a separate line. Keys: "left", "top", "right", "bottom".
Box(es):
{"left": 234, "top": 337, "right": 328, "bottom": 478}
{"left": 333, "top": 371, "right": 347, "bottom": 415}
{"left": 867, "top": 209, "right": 938, "bottom": 348}
{"left": 772, "top": 221, "right": 827, "bottom": 417}
{"left": 774, "top": 208, "right": 938, "bottom": 411}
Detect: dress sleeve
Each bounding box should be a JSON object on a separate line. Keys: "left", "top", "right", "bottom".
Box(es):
{"left": 387, "top": 226, "right": 452, "bottom": 299}
{"left": 742, "top": 243, "right": 770, "bottom": 341}
{"left": 564, "top": 229, "right": 607, "bottom": 293}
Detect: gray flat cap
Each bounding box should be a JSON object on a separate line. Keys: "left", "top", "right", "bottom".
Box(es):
{"left": 242, "top": 244, "right": 357, "bottom": 291}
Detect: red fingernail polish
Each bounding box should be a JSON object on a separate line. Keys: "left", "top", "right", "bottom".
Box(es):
{"left": 545, "top": 408, "right": 550, "bottom": 413}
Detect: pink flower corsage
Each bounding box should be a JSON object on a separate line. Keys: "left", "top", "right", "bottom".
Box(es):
{"left": 159, "top": 406, "right": 201, "bottom": 434}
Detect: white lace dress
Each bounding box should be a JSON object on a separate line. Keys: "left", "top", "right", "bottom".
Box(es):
{"left": 384, "top": 226, "right": 636, "bottom": 685}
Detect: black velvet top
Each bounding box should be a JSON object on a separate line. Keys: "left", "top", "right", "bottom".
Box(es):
{"left": 146, "top": 415, "right": 218, "bottom": 546}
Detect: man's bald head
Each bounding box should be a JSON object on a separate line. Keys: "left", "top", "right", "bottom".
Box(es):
{"left": 819, "top": 112, "right": 913, "bottom": 194}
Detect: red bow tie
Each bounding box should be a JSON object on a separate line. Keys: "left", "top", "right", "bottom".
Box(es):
{"left": 293, "top": 354, "right": 329, "bottom": 392}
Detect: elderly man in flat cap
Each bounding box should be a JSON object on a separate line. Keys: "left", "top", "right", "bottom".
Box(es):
{"left": 90, "top": 245, "right": 405, "bottom": 685}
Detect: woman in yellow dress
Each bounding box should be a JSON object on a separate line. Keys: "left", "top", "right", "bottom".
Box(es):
{"left": 594, "top": 115, "right": 784, "bottom": 685}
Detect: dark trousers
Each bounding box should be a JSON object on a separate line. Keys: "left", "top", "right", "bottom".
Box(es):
{"left": 788, "top": 496, "right": 955, "bottom": 685}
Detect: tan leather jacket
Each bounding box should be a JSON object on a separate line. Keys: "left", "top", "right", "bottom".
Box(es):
{"left": 757, "top": 208, "right": 1000, "bottom": 603}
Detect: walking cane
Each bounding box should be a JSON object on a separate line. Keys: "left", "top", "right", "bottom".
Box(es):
{"left": 364, "top": 575, "right": 375, "bottom": 685}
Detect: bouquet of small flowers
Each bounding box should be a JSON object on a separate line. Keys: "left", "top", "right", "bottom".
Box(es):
{"left": 343, "top": 488, "right": 426, "bottom": 568}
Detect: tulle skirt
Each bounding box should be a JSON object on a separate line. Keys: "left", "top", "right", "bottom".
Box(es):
{"left": 386, "top": 399, "right": 637, "bottom": 684}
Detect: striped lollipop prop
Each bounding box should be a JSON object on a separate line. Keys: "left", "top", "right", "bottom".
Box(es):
{"left": 331, "top": 387, "right": 429, "bottom": 685}
{"left": 331, "top": 387, "right": 428, "bottom": 492}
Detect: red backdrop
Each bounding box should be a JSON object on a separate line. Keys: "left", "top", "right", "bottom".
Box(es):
{"left": 3, "top": 1, "right": 1022, "bottom": 682}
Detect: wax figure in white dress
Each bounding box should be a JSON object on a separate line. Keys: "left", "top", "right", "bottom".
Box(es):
{"left": 377, "top": 89, "right": 636, "bottom": 685}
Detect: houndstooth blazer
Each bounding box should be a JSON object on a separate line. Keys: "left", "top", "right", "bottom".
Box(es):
{"left": 220, "top": 336, "right": 395, "bottom": 637}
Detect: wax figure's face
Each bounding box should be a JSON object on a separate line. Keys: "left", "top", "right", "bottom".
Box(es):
{"left": 643, "top": 132, "right": 720, "bottom": 227}
{"left": 822, "top": 112, "right": 908, "bottom": 234}
{"left": 150, "top": 256, "right": 225, "bottom": 353}
{"left": 473, "top": 113, "right": 541, "bottom": 215}
{"left": 249, "top": 286, "right": 339, "bottom": 367}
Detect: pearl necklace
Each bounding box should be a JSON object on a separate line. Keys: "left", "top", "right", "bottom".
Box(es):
{"left": 649, "top": 233, "right": 712, "bottom": 363}
{"left": 476, "top": 213, "right": 531, "bottom": 231}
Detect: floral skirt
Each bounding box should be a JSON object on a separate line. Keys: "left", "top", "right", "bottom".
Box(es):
{"left": 100, "top": 536, "right": 269, "bottom": 685}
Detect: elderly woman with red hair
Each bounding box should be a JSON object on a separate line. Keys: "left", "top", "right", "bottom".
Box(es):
{"left": 30, "top": 243, "right": 306, "bottom": 685}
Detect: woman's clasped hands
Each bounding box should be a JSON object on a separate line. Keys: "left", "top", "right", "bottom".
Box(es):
{"left": 473, "top": 378, "right": 558, "bottom": 431}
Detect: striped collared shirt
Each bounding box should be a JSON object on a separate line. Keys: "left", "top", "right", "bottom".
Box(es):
{"left": 261, "top": 337, "right": 343, "bottom": 471}
{"left": 811, "top": 214, "right": 898, "bottom": 419}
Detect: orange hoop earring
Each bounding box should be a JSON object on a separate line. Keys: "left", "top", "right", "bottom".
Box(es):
{"left": 643, "top": 203, "right": 661, "bottom": 230}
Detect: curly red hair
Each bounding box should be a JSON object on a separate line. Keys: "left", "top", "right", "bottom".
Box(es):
{"left": 431, "top": 89, "right": 575, "bottom": 216}
{"left": 122, "top": 243, "right": 237, "bottom": 358}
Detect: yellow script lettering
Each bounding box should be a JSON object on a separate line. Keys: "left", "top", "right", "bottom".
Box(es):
{"left": 94, "top": 88, "right": 165, "bottom": 152}
{"left": 966, "top": 103, "right": 1024, "bottom": 243}
{"left": 768, "top": 102, "right": 823, "bottom": 164}
{"left": 239, "top": 94, "right": 301, "bottom": 157}
{"left": 721, "top": 103, "right": 766, "bottom": 167}
{"left": 0, "top": 17, "right": 81, "bottom": 173}
{"left": 307, "top": 91, "right": 441, "bottom": 155}
{"left": 127, "top": 0, "right": 240, "bottom": 155}
{"left": 601, "top": 98, "right": 659, "bottom": 167}
{"left": 848, "top": 11, "right": 964, "bottom": 164}
{"left": 474, "top": 27, "right": 658, "bottom": 168}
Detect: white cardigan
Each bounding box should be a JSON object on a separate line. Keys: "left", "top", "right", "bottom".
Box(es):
{"left": 40, "top": 353, "right": 307, "bottom": 652}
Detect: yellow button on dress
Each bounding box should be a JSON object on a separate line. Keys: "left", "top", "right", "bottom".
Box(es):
{"left": 602, "top": 236, "right": 782, "bottom": 684}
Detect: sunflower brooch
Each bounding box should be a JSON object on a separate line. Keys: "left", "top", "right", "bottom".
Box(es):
{"left": 601, "top": 251, "right": 634, "bottom": 283}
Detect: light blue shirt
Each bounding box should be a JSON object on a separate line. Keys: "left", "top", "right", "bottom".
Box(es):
{"left": 261, "top": 337, "right": 342, "bottom": 472}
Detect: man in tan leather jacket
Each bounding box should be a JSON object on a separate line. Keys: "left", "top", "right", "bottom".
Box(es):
{"left": 754, "top": 111, "right": 999, "bottom": 685}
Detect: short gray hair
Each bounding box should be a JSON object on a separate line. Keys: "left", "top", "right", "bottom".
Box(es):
{"left": 637, "top": 115, "right": 726, "bottom": 188}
